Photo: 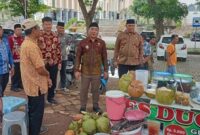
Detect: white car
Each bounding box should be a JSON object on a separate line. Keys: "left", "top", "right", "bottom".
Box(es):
{"left": 156, "top": 35, "right": 187, "bottom": 62}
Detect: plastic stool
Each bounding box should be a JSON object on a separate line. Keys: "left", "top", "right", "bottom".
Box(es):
{"left": 2, "top": 111, "right": 27, "bottom": 135}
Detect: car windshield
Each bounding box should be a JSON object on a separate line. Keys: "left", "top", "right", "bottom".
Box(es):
{"left": 162, "top": 37, "right": 184, "bottom": 44}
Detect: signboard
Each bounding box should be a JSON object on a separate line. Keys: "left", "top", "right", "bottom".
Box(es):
{"left": 148, "top": 104, "right": 200, "bottom": 135}
{"left": 192, "top": 17, "right": 200, "bottom": 27}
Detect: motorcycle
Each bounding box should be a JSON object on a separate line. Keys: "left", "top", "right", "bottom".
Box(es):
{"left": 65, "top": 44, "right": 76, "bottom": 88}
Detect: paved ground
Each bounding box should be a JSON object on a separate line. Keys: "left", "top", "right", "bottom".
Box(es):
{"left": 1, "top": 52, "right": 200, "bottom": 135}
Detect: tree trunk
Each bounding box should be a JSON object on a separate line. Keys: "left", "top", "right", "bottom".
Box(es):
{"left": 154, "top": 18, "right": 164, "bottom": 40}
{"left": 78, "top": 0, "right": 99, "bottom": 33}
{"left": 85, "top": 16, "right": 93, "bottom": 33}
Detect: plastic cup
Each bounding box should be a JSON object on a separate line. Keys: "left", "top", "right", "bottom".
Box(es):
{"left": 148, "top": 120, "right": 160, "bottom": 135}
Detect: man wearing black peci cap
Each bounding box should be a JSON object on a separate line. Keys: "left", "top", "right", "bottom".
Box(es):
{"left": 113, "top": 19, "right": 144, "bottom": 78}
{"left": 8, "top": 24, "right": 24, "bottom": 92}
{"left": 75, "top": 22, "right": 108, "bottom": 113}
{"left": 56, "top": 22, "right": 71, "bottom": 92}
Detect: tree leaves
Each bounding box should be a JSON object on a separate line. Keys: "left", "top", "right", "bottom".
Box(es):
{"left": 8, "top": 0, "right": 49, "bottom": 18}
{"left": 132, "top": 0, "right": 188, "bottom": 21}
{"left": 131, "top": 0, "right": 188, "bottom": 38}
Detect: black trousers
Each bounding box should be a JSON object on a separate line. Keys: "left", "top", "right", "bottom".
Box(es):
{"left": 28, "top": 93, "right": 45, "bottom": 135}
{"left": 60, "top": 60, "right": 67, "bottom": 89}
{"left": 0, "top": 73, "right": 9, "bottom": 97}
{"left": 11, "top": 62, "right": 23, "bottom": 89}
{"left": 46, "top": 64, "right": 58, "bottom": 101}
{"left": 118, "top": 64, "right": 141, "bottom": 78}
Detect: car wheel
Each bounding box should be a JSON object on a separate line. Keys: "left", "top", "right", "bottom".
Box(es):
{"left": 157, "top": 56, "right": 162, "bottom": 60}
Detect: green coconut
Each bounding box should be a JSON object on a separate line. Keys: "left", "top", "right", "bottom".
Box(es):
{"left": 82, "top": 114, "right": 91, "bottom": 121}
{"left": 91, "top": 113, "right": 100, "bottom": 120}
{"left": 102, "top": 112, "right": 108, "bottom": 118}
{"left": 79, "top": 132, "right": 88, "bottom": 135}
{"left": 96, "top": 116, "right": 110, "bottom": 133}
{"left": 156, "top": 87, "right": 175, "bottom": 105}
{"left": 82, "top": 118, "right": 96, "bottom": 135}
{"left": 68, "top": 121, "right": 79, "bottom": 131}
{"left": 118, "top": 73, "right": 132, "bottom": 92}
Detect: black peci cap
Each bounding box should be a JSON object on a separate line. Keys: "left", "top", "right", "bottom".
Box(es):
{"left": 57, "top": 22, "right": 65, "bottom": 27}
{"left": 89, "top": 22, "right": 99, "bottom": 28}
{"left": 126, "top": 19, "right": 136, "bottom": 24}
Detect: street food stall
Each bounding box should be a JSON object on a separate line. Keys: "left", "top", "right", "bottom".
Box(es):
{"left": 66, "top": 70, "right": 200, "bottom": 135}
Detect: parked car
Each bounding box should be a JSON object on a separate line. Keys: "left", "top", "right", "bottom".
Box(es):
{"left": 3, "top": 29, "right": 14, "bottom": 37}
{"left": 3, "top": 28, "right": 25, "bottom": 37}
{"left": 140, "top": 31, "right": 155, "bottom": 42}
{"left": 190, "top": 32, "right": 200, "bottom": 41}
{"left": 156, "top": 35, "right": 187, "bottom": 62}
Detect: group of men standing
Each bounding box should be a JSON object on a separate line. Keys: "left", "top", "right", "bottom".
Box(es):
{"left": 0, "top": 16, "right": 178, "bottom": 135}
{"left": 0, "top": 17, "right": 73, "bottom": 135}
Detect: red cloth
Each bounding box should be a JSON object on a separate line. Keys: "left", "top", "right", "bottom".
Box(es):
{"left": 38, "top": 31, "right": 62, "bottom": 65}
{"left": 8, "top": 35, "right": 24, "bottom": 62}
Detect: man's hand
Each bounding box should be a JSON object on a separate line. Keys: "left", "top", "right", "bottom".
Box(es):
{"left": 47, "top": 78, "right": 52, "bottom": 88}
{"left": 114, "top": 61, "right": 118, "bottom": 68}
{"left": 104, "top": 72, "right": 108, "bottom": 79}
{"left": 58, "top": 64, "right": 62, "bottom": 70}
{"left": 75, "top": 71, "right": 81, "bottom": 80}
{"left": 10, "top": 67, "right": 15, "bottom": 77}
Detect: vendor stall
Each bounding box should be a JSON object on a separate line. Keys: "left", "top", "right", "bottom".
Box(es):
{"left": 66, "top": 70, "right": 200, "bottom": 135}
{"left": 108, "top": 71, "right": 200, "bottom": 135}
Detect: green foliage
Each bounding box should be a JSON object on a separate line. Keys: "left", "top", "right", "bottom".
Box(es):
{"left": 84, "top": 0, "right": 93, "bottom": 7}
{"left": 8, "top": 0, "right": 49, "bottom": 18}
{"left": 132, "top": 0, "right": 188, "bottom": 21}
{"left": 65, "top": 18, "right": 78, "bottom": 29}
{"left": 0, "top": 0, "right": 9, "bottom": 10}
{"left": 96, "top": 6, "right": 102, "bottom": 11}
{"left": 176, "top": 21, "right": 182, "bottom": 28}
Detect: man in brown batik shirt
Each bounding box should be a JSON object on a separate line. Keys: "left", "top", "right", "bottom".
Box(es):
{"left": 113, "top": 19, "right": 144, "bottom": 78}
{"left": 75, "top": 22, "right": 108, "bottom": 113}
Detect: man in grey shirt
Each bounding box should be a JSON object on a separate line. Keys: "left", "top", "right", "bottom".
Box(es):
{"left": 56, "top": 22, "right": 71, "bottom": 91}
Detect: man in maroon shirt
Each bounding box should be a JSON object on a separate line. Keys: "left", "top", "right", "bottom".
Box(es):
{"left": 8, "top": 24, "right": 24, "bottom": 92}
{"left": 38, "top": 17, "right": 62, "bottom": 104}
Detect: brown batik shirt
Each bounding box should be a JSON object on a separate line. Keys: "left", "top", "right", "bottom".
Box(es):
{"left": 20, "top": 37, "right": 48, "bottom": 96}
{"left": 75, "top": 37, "right": 108, "bottom": 76}
{"left": 113, "top": 31, "right": 144, "bottom": 65}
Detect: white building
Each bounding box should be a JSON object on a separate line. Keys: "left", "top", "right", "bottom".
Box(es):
{"left": 40, "top": 0, "right": 132, "bottom": 22}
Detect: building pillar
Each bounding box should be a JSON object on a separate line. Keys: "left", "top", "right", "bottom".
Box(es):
{"left": 59, "top": 9, "right": 63, "bottom": 21}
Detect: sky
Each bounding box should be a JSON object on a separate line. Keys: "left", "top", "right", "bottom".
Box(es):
{"left": 179, "top": 0, "right": 197, "bottom": 5}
